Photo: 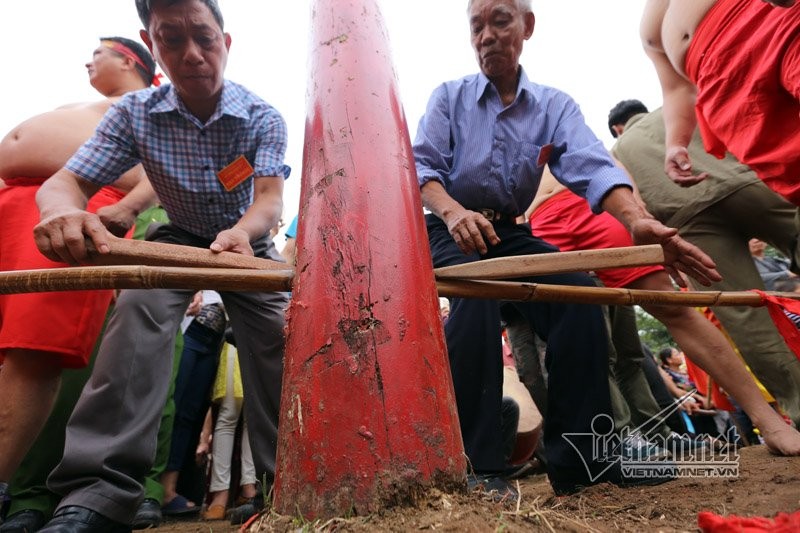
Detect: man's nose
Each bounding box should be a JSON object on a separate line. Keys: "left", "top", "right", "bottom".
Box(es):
{"left": 183, "top": 41, "right": 204, "bottom": 64}
{"left": 478, "top": 26, "right": 496, "bottom": 45}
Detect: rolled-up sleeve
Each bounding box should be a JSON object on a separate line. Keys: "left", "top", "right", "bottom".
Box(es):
{"left": 547, "top": 95, "right": 632, "bottom": 213}
{"left": 413, "top": 84, "right": 452, "bottom": 190}
{"left": 254, "top": 107, "right": 291, "bottom": 179}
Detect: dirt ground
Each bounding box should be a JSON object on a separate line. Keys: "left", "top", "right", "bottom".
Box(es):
{"left": 151, "top": 446, "right": 799, "bottom": 532}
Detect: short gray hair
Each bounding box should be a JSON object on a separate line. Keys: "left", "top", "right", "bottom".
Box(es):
{"left": 467, "top": 0, "right": 533, "bottom": 14}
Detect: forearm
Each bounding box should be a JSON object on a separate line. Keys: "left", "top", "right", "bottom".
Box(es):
{"left": 36, "top": 169, "right": 98, "bottom": 219}
{"left": 235, "top": 198, "right": 281, "bottom": 241}
{"left": 200, "top": 408, "right": 213, "bottom": 441}
{"left": 232, "top": 177, "right": 283, "bottom": 241}
{"left": 114, "top": 175, "right": 157, "bottom": 218}
{"left": 610, "top": 156, "right": 648, "bottom": 208}
{"left": 281, "top": 238, "right": 297, "bottom": 265}
{"left": 645, "top": 46, "right": 697, "bottom": 151}
{"left": 599, "top": 185, "right": 651, "bottom": 233}
{"left": 662, "top": 83, "right": 698, "bottom": 151}
{"left": 420, "top": 180, "right": 465, "bottom": 222}
{"left": 761, "top": 270, "right": 793, "bottom": 284}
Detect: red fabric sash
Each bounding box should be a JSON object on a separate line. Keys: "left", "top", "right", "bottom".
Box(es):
{"left": 754, "top": 290, "right": 800, "bottom": 362}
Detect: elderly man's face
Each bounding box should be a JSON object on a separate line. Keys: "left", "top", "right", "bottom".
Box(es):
{"left": 468, "top": 0, "right": 534, "bottom": 82}
{"left": 142, "top": 0, "right": 230, "bottom": 105}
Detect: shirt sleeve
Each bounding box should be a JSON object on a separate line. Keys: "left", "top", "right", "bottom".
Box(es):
{"left": 65, "top": 104, "right": 140, "bottom": 185}
{"left": 253, "top": 106, "right": 291, "bottom": 180}
{"left": 546, "top": 93, "right": 632, "bottom": 213}
{"left": 412, "top": 83, "right": 452, "bottom": 189}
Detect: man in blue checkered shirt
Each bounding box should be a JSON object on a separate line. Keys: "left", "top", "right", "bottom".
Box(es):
{"left": 33, "top": 1, "right": 289, "bottom": 531}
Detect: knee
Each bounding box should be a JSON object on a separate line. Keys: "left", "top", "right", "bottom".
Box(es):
{"left": 115, "top": 290, "right": 182, "bottom": 327}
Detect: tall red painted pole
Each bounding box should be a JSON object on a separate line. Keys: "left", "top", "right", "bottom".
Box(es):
{"left": 272, "top": 0, "right": 466, "bottom": 519}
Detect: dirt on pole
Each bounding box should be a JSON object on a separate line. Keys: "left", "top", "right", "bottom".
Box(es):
{"left": 272, "top": 0, "right": 467, "bottom": 520}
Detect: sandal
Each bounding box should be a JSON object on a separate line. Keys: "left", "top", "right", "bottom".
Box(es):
{"left": 161, "top": 494, "right": 199, "bottom": 516}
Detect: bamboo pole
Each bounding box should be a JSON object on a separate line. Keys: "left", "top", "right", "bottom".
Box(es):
{"left": 1, "top": 265, "right": 798, "bottom": 307}
{"left": 86, "top": 234, "right": 287, "bottom": 271}
{"left": 436, "top": 279, "right": 800, "bottom": 306}
{"left": 91, "top": 237, "right": 664, "bottom": 282}
{"left": 434, "top": 245, "right": 664, "bottom": 280}
{"left": 0, "top": 265, "right": 293, "bottom": 294}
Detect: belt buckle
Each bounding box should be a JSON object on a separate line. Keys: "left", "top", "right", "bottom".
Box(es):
{"left": 479, "top": 208, "right": 497, "bottom": 221}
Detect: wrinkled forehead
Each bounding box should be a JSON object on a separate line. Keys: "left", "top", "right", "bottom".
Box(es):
{"left": 469, "top": 0, "right": 518, "bottom": 22}
{"left": 148, "top": 0, "right": 220, "bottom": 30}
{"left": 469, "top": 0, "right": 518, "bottom": 14}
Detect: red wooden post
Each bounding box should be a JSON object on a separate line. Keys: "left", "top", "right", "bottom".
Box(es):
{"left": 272, "top": 0, "right": 466, "bottom": 519}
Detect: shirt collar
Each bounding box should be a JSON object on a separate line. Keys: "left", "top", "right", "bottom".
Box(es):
{"left": 475, "top": 66, "right": 532, "bottom": 104}
{"left": 625, "top": 112, "right": 647, "bottom": 129}
{"left": 149, "top": 80, "right": 250, "bottom": 124}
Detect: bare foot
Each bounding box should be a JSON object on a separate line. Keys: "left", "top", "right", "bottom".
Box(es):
{"left": 760, "top": 423, "right": 800, "bottom": 456}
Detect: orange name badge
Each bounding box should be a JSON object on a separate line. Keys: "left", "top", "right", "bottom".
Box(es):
{"left": 217, "top": 155, "right": 254, "bottom": 191}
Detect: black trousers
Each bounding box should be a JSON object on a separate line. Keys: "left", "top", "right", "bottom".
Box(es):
{"left": 427, "top": 215, "right": 614, "bottom": 483}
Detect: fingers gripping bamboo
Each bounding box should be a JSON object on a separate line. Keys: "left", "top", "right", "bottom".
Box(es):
{"left": 86, "top": 235, "right": 288, "bottom": 271}
{"left": 433, "top": 245, "right": 665, "bottom": 280}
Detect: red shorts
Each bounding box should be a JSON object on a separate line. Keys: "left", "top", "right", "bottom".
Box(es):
{"left": 0, "top": 180, "right": 125, "bottom": 368}
{"left": 528, "top": 190, "right": 664, "bottom": 288}
{"left": 686, "top": 0, "right": 800, "bottom": 205}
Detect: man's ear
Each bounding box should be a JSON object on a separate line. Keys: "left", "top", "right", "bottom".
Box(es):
{"left": 121, "top": 56, "right": 137, "bottom": 73}
{"left": 140, "top": 29, "right": 154, "bottom": 54}
{"left": 224, "top": 32, "right": 232, "bottom": 51}
{"left": 524, "top": 12, "right": 535, "bottom": 40}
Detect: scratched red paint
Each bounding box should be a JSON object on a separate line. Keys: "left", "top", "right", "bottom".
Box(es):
{"left": 272, "top": 0, "right": 466, "bottom": 520}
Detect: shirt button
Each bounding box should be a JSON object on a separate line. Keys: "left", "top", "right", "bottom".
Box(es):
{"left": 203, "top": 165, "right": 211, "bottom": 171}
{"left": 208, "top": 197, "right": 215, "bottom": 204}
{"left": 200, "top": 130, "right": 207, "bottom": 137}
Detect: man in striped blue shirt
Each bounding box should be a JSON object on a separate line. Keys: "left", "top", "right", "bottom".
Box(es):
{"left": 413, "top": 0, "right": 721, "bottom": 498}
{"left": 33, "top": 1, "right": 289, "bottom": 531}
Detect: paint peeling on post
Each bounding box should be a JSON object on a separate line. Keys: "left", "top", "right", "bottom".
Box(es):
{"left": 272, "top": 0, "right": 466, "bottom": 520}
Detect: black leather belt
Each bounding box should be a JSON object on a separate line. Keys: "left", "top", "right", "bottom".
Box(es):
{"left": 476, "top": 208, "right": 517, "bottom": 223}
